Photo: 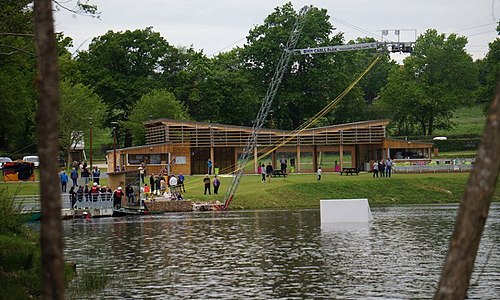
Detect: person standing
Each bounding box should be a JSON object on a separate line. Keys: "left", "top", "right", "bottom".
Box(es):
{"left": 139, "top": 166, "right": 145, "bottom": 184}
{"left": 317, "top": 166, "right": 322, "bottom": 181}
{"left": 149, "top": 174, "right": 156, "bottom": 194}
{"left": 113, "top": 187, "right": 124, "bottom": 208}
{"left": 280, "top": 156, "right": 287, "bottom": 174}
{"left": 178, "top": 173, "right": 186, "bottom": 192}
{"left": 125, "top": 185, "right": 134, "bottom": 203}
{"left": 60, "top": 170, "right": 68, "bottom": 192}
{"left": 290, "top": 158, "right": 296, "bottom": 173}
{"left": 265, "top": 162, "right": 273, "bottom": 183}
{"left": 373, "top": 160, "right": 379, "bottom": 178}
{"left": 70, "top": 167, "right": 78, "bottom": 187}
{"left": 69, "top": 186, "right": 77, "bottom": 208}
{"left": 81, "top": 166, "right": 90, "bottom": 185}
{"left": 203, "top": 175, "right": 211, "bottom": 195}
{"left": 90, "top": 182, "right": 99, "bottom": 202}
{"left": 385, "top": 158, "right": 393, "bottom": 178}
{"left": 378, "top": 160, "right": 385, "bottom": 178}
{"left": 260, "top": 163, "right": 266, "bottom": 183}
{"left": 213, "top": 175, "right": 220, "bottom": 194}
{"left": 207, "top": 158, "right": 213, "bottom": 175}
{"left": 92, "top": 166, "right": 100, "bottom": 185}
{"left": 169, "top": 173, "right": 178, "bottom": 195}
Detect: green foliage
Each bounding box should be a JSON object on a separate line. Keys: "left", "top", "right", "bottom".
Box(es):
{"left": 77, "top": 27, "right": 179, "bottom": 145}
{"left": 0, "top": 187, "right": 30, "bottom": 235}
{"left": 433, "top": 138, "right": 481, "bottom": 152}
{"left": 476, "top": 22, "right": 500, "bottom": 109}
{"left": 124, "top": 89, "right": 189, "bottom": 145}
{"left": 60, "top": 80, "right": 107, "bottom": 164}
{"left": 241, "top": 3, "right": 371, "bottom": 129}
{"left": 378, "top": 29, "right": 478, "bottom": 136}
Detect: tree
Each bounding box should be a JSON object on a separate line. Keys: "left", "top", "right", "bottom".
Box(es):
{"left": 59, "top": 80, "right": 107, "bottom": 165}
{"left": 76, "top": 27, "right": 177, "bottom": 146}
{"left": 0, "top": 0, "right": 37, "bottom": 152}
{"left": 434, "top": 84, "right": 500, "bottom": 299}
{"left": 124, "top": 89, "right": 189, "bottom": 145}
{"left": 477, "top": 21, "right": 500, "bottom": 110}
{"left": 241, "top": 3, "right": 374, "bottom": 129}
{"left": 378, "top": 29, "right": 478, "bottom": 136}
{"left": 33, "top": 0, "right": 64, "bottom": 298}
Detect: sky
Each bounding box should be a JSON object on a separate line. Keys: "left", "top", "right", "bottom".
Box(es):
{"left": 54, "top": 0, "right": 499, "bottom": 61}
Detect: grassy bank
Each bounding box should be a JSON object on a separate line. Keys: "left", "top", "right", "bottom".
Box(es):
{"left": 186, "top": 172, "right": 500, "bottom": 210}
{"left": 2, "top": 171, "right": 499, "bottom": 210}
{"left": 0, "top": 187, "right": 76, "bottom": 299}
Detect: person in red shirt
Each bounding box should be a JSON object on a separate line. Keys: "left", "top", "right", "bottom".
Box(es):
{"left": 113, "top": 187, "right": 124, "bottom": 208}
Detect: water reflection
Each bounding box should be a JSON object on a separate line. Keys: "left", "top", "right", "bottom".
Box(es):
{"left": 63, "top": 205, "right": 500, "bottom": 299}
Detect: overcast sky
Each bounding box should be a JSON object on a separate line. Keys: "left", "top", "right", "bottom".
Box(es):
{"left": 54, "top": 0, "right": 499, "bottom": 60}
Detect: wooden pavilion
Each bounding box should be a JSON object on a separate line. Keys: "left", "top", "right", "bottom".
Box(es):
{"left": 106, "top": 119, "right": 433, "bottom": 175}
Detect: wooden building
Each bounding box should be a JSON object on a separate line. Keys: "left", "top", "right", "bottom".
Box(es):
{"left": 106, "top": 119, "right": 433, "bottom": 175}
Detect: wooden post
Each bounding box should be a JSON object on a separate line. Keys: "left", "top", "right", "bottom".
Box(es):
{"left": 254, "top": 147, "right": 258, "bottom": 173}
{"left": 296, "top": 145, "right": 301, "bottom": 173}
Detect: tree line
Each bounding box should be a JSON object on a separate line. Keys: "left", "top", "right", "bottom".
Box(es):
{"left": 0, "top": 2, "right": 498, "bottom": 161}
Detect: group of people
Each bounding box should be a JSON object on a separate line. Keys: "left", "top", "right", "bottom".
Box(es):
{"left": 203, "top": 174, "right": 221, "bottom": 195}
{"left": 59, "top": 161, "right": 101, "bottom": 190}
{"left": 258, "top": 162, "right": 276, "bottom": 183}
{"left": 147, "top": 172, "right": 186, "bottom": 200}
{"left": 66, "top": 181, "right": 121, "bottom": 209}
{"left": 372, "top": 158, "right": 394, "bottom": 178}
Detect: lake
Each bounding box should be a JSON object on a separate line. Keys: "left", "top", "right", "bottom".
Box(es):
{"left": 62, "top": 204, "right": 500, "bottom": 299}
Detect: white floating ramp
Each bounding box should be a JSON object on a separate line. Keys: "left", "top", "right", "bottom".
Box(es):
{"left": 320, "top": 199, "right": 373, "bottom": 223}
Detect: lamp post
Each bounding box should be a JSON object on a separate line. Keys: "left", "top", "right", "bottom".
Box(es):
{"left": 89, "top": 117, "right": 93, "bottom": 169}
{"left": 111, "top": 122, "right": 118, "bottom": 172}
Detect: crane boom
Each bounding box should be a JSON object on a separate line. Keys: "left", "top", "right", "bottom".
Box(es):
{"left": 222, "top": 5, "right": 310, "bottom": 210}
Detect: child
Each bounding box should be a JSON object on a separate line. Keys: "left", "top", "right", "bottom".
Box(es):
{"left": 317, "top": 166, "right": 322, "bottom": 181}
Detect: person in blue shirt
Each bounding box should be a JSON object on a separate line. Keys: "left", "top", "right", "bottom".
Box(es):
{"left": 70, "top": 167, "right": 79, "bottom": 187}
{"left": 207, "top": 158, "right": 213, "bottom": 175}
{"left": 60, "top": 170, "right": 68, "bottom": 192}
{"left": 178, "top": 173, "right": 186, "bottom": 192}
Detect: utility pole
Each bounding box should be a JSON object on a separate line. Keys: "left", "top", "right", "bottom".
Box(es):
{"left": 89, "top": 117, "right": 93, "bottom": 169}
{"left": 111, "top": 122, "right": 117, "bottom": 172}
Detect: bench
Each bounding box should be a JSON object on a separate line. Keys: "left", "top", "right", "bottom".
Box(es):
{"left": 272, "top": 170, "right": 287, "bottom": 178}
{"left": 340, "top": 167, "right": 359, "bottom": 175}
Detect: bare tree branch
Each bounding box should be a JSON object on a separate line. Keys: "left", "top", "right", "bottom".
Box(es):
{"left": 33, "top": 0, "right": 65, "bottom": 298}
{"left": 0, "top": 32, "right": 35, "bottom": 37}
{"left": 434, "top": 87, "right": 500, "bottom": 299}
{"left": 0, "top": 43, "right": 36, "bottom": 56}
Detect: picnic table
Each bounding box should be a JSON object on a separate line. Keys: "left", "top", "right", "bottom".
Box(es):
{"left": 340, "top": 167, "right": 359, "bottom": 175}
{"left": 272, "top": 170, "right": 287, "bottom": 177}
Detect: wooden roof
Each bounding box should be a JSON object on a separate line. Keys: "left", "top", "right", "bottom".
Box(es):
{"left": 143, "top": 118, "right": 390, "bottom": 147}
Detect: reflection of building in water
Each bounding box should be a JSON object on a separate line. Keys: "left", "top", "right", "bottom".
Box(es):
{"left": 107, "top": 119, "right": 433, "bottom": 175}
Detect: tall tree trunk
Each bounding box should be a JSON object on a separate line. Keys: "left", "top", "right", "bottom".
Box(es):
{"left": 33, "top": 0, "right": 65, "bottom": 299}
{"left": 434, "top": 89, "right": 500, "bottom": 299}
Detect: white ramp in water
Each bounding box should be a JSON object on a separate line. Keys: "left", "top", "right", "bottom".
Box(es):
{"left": 320, "top": 199, "right": 373, "bottom": 223}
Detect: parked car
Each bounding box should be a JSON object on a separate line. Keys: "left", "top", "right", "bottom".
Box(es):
{"left": 23, "top": 155, "right": 40, "bottom": 168}
{"left": 0, "top": 157, "right": 12, "bottom": 169}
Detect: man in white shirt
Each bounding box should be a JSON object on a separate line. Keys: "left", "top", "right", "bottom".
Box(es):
{"left": 169, "top": 174, "right": 178, "bottom": 194}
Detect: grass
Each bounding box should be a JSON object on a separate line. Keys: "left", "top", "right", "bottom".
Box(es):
{"left": 434, "top": 105, "right": 486, "bottom": 136}
{"left": 179, "top": 172, "right": 500, "bottom": 210}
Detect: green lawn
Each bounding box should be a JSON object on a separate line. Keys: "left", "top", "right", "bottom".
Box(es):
{"left": 3, "top": 172, "right": 499, "bottom": 209}
{"left": 177, "top": 172, "right": 499, "bottom": 209}
{"left": 434, "top": 105, "right": 486, "bottom": 136}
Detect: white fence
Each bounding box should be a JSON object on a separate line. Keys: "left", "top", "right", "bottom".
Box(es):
{"left": 394, "top": 164, "right": 473, "bottom": 173}
{"left": 14, "top": 192, "right": 114, "bottom": 211}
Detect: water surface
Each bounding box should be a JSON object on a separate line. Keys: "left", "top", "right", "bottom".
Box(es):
{"left": 63, "top": 204, "right": 500, "bottom": 299}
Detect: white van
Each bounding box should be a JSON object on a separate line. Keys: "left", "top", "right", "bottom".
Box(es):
{"left": 23, "top": 155, "right": 40, "bottom": 168}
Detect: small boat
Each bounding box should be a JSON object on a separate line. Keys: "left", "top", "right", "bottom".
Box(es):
{"left": 23, "top": 211, "right": 42, "bottom": 222}
{"left": 112, "top": 206, "right": 147, "bottom": 217}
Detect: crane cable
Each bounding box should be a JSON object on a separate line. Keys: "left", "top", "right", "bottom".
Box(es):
{"left": 223, "top": 54, "right": 381, "bottom": 209}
